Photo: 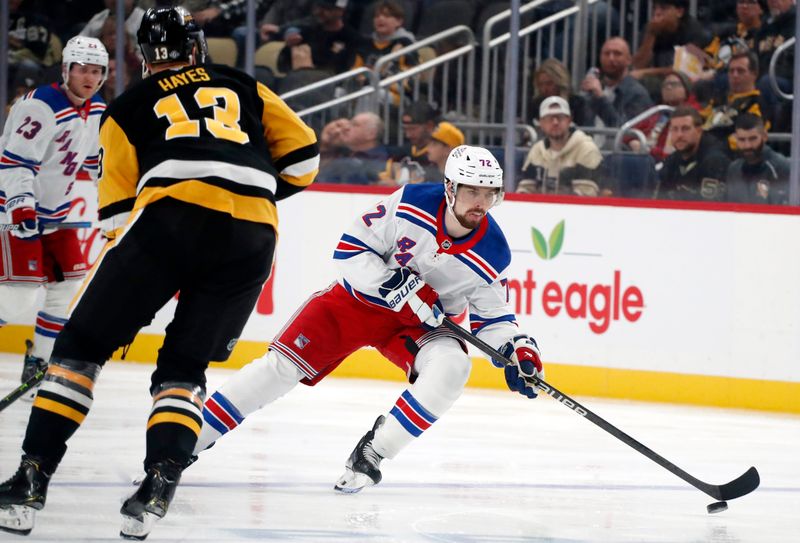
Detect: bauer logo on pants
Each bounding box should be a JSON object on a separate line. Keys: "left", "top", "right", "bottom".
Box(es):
{"left": 226, "top": 338, "right": 239, "bottom": 351}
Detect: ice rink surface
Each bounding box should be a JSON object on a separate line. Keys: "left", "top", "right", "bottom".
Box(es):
{"left": 0, "top": 354, "right": 797, "bottom": 543}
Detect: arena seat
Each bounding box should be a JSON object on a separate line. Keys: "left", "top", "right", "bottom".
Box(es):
{"left": 206, "top": 37, "right": 237, "bottom": 67}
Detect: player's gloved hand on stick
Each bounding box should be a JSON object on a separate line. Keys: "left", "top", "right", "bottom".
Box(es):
{"left": 10, "top": 207, "right": 38, "bottom": 239}
{"left": 492, "top": 334, "right": 544, "bottom": 399}
{"left": 378, "top": 267, "right": 444, "bottom": 330}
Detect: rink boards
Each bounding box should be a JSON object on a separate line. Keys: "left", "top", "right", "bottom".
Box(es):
{"left": 1, "top": 181, "right": 799, "bottom": 413}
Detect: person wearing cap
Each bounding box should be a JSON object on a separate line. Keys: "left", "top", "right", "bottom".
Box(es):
{"left": 398, "top": 101, "right": 439, "bottom": 166}
{"left": 518, "top": 96, "right": 604, "bottom": 196}
{"left": 531, "top": 58, "right": 594, "bottom": 127}
{"left": 426, "top": 122, "right": 466, "bottom": 180}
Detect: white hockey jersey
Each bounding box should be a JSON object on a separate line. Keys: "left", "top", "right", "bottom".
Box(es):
{"left": 0, "top": 83, "right": 105, "bottom": 227}
{"left": 334, "top": 183, "right": 524, "bottom": 351}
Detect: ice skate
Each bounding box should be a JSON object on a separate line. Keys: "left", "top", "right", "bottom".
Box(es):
{"left": 334, "top": 415, "right": 385, "bottom": 494}
{"left": 0, "top": 456, "right": 54, "bottom": 535}
{"left": 20, "top": 339, "right": 47, "bottom": 402}
{"left": 120, "top": 460, "right": 182, "bottom": 540}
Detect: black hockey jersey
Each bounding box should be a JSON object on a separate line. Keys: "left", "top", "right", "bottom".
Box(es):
{"left": 97, "top": 63, "right": 319, "bottom": 236}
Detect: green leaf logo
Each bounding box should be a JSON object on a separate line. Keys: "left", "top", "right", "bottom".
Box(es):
{"left": 532, "top": 227, "right": 548, "bottom": 259}
{"left": 531, "top": 220, "right": 565, "bottom": 260}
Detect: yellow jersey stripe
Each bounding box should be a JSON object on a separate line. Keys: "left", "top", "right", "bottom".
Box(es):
{"left": 98, "top": 116, "right": 139, "bottom": 214}
{"left": 33, "top": 396, "right": 87, "bottom": 424}
{"left": 147, "top": 412, "right": 202, "bottom": 436}
{"left": 257, "top": 82, "right": 318, "bottom": 171}
{"left": 136, "top": 182, "right": 278, "bottom": 226}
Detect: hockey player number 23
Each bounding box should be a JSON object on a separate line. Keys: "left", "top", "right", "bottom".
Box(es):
{"left": 154, "top": 87, "right": 250, "bottom": 145}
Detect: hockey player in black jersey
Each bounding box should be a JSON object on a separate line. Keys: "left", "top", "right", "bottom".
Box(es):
{"left": 0, "top": 6, "right": 319, "bottom": 540}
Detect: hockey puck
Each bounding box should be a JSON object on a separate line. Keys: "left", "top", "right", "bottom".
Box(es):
{"left": 706, "top": 501, "right": 728, "bottom": 514}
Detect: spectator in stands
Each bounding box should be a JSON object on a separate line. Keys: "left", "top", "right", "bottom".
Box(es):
{"left": 318, "top": 117, "right": 352, "bottom": 168}
{"left": 702, "top": 51, "right": 771, "bottom": 155}
{"left": 630, "top": 70, "right": 699, "bottom": 162}
{"left": 231, "top": 1, "right": 308, "bottom": 67}
{"left": 7, "top": 0, "right": 56, "bottom": 99}
{"left": 425, "top": 121, "right": 465, "bottom": 181}
{"left": 705, "top": 0, "right": 766, "bottom": 68}
{"left": 80, "top": 0, "right": 144, "bottom": 54}
{"left": 530, "top": 58, "right": 593, "bottom": 128}
{"left": 658, "top": 106, "right": 730, "bottom": 201}
{"left": 318, "top": 112, "right": 390, "bottom": 184}
{"left": 397, "top": 100, "right": 438, "bottom": 167}
{"left": 755, "top": 0, "right": 795, "bottom": 105}
{"left": 727, "top": 113, "right": 790, "bottom": 204}
{"left": 352, "top": 0, "right": 418, "bottom": 105}
{"left": 379, "top": 103, "right": 448, "bottom": 186}
{"left": 354, "top": 0, "right": 415, "bottom": 69}
{"left": 631, "top": 0, "right": 712, "bottom": 82}
{"left": 518, "top": 97, "right": 604, "bottom": 196}
{"left": 580, "top": 37, "right": 653, "bottom": 128}
{"left": 192, "top": 0, "right": 271, "bottom": 37}
{"left": 97, "top": 16, "right": 141, "bottom": 91}
{"left": 273, "top": 0, "right": 363, "bottom": 74}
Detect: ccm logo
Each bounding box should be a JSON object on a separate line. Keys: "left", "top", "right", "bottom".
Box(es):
{"left": 387, "top": 275, "right": 421, "bottom": 309}
{"left": 538, "top": 382, "right": 588, "bottom": 416}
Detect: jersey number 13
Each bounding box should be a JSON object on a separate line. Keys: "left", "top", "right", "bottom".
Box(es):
{"left": 154, "top": 87, "right": 250, "bottom": 145}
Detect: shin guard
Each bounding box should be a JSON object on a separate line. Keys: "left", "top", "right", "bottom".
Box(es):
{"left": 145, "top": 382, "right": 204, "bottom": 468}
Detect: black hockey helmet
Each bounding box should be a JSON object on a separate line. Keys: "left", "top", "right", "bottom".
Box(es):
{"left": 137, "top": 6, "right": 207, "bottom": 66}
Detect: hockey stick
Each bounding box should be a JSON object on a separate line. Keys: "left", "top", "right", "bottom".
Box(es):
{"left": 0, "top": 341, "right": 46, "bottom": 413}
{"left": 0, "top": 221, "right": 93, "bottom": 232}
{"left": 441, "top": 318, "right": 760, "bottom": 503}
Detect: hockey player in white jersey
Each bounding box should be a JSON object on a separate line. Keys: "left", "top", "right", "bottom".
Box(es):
{"left": 0, "top": 36, "right": 107, "bottom": 397}
{"left": 195, "top": 145, "right": 544, "bottom": 491}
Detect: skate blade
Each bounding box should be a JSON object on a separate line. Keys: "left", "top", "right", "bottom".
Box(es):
{"left": 333, "top": 469, "right": 373, "bottom": 494}
{"left": 120, "top": 511, "right": 158, "bottom": 540}
{"left": 0, "top": 504, "right": 36, "bottom": 535}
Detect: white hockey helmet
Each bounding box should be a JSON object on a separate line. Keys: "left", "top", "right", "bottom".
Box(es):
{"left": 444, "top": 145, "right": 505, "bottom": 208}
{"left": 62, "top": 36, "right": 109, "bottom": 91}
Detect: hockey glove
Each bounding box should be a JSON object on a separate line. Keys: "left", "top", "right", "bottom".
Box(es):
{"left": 493, "top": 334, "right": 544, "bottom": 399}
{"left": 10, "top": 207, "right": 38, "bottom": 239}
{"left": 378, "top": 267, "right": 444, "bottom": 330}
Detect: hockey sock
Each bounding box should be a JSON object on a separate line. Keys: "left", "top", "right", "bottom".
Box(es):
{"left": 373, "top": 340, "right": 470, "bottom": 459}
{"left": 22, "top": 358, "right": 102, "bottom": 463}
{"left": 32, "top": 312, "right": 67, "bottom": 361}
{"left": 145, "top": 382, "right": 204, "bottom": 468}
{"left": 194, "top": 349, "right": 303, "bottom": 453}
{"left": 33, "top": 280, "right": 81, "bottom": 361}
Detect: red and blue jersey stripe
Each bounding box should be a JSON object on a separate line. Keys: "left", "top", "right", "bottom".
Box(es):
{"left": 0, "top": 150, "right": 41, "bottom": 175}
{"left": 333, "top": 233, "right": 380, "bottom": 260}
{"left": 390, "top": 390, "right": 437, "bottom": 437}
{"left": 202, "top": 391, "right": 245, "bottom": 436}
{"left": 34, "top": 312, "right": 67, "bottom": 339}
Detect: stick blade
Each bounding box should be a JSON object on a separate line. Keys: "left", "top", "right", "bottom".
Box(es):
{"left": 712, "top": 466, "right": 760, "bottom": 501}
